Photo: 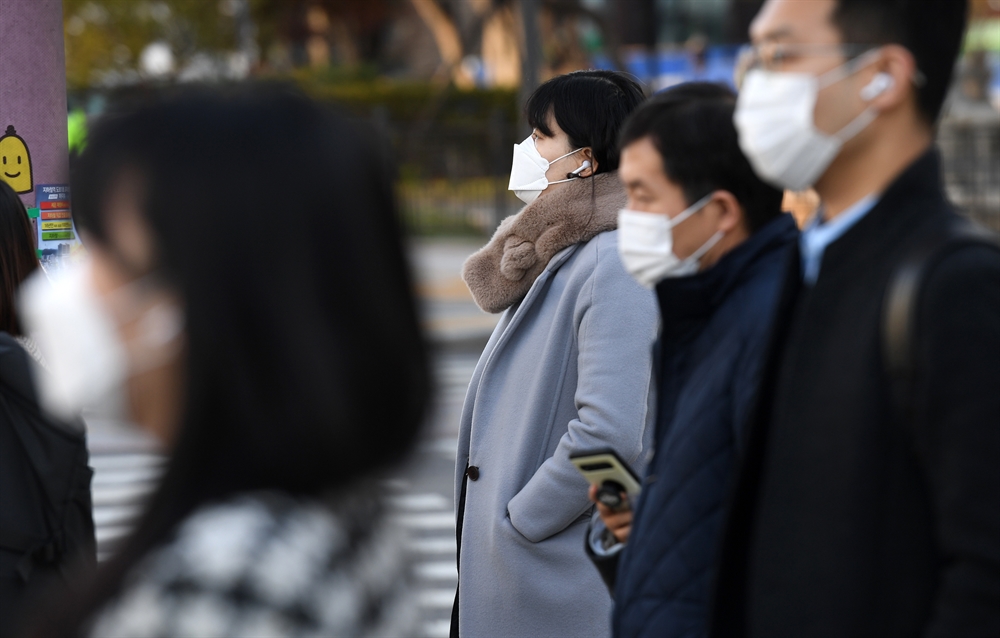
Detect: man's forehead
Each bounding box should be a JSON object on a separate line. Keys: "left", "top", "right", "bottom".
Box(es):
{"left": 750, "top": 0, "right": 840, "bottom": 44}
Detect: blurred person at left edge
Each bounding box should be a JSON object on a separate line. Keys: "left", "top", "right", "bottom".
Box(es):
{"left": 0, "top": 180, "right": 95, "bottom": 637}
{"left": 17, "top": 84, "right": 431, "bottom": 637}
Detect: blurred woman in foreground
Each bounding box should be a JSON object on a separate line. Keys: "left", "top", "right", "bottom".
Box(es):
{"left": 21, "top": 85, "right": 430, "bottom": 637}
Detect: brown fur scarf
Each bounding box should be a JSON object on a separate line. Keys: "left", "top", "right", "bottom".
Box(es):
{"left": 462, "top": 171, "right": 625, "bottom": 313}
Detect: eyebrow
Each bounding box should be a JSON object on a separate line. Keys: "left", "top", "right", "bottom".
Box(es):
{"left": 754, "top": 26, "right": 795, "bottom": 44}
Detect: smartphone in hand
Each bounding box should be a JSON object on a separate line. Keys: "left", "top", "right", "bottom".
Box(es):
{"left": 570, "top": 448, "right": 641, "bottom": 510}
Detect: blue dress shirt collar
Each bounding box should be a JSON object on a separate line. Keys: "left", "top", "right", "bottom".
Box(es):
{"left": 800, "top": 193, "right": 880, "bottom": 284}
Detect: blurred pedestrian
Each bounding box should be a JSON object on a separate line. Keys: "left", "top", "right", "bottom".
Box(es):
{"left": 19, "top": 85, "right": 431, "bottom": 637}
{"left": 713, "top": 1, "right": 1000, "bottom": 635}
{"left": 585, "top": 82, "right": 795, "bottom": 638}
{"left": 0, "top": 180, "right": 95, "bottom": 637}
{"left": 454, "top": 70, "right": 658, "bottom": 637}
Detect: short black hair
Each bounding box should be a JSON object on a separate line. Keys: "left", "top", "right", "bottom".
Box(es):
{"left": 830, "top": 0, "right": 968, "bottom": 124}
{"left": 526, "top": 70, "right": 646, "bottom": 174}
{"left": 619, "top": 82, "right": 784, "bottom": 233}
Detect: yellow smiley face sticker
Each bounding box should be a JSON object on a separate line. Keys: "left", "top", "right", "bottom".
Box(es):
{"left": 0, "top": 125, "right": 33, "bottom": 194}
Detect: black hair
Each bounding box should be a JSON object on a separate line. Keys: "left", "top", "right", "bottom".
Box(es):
{"left": 0, "top": 180, "right": 38, "bottom": 336}
{"left": 526, "top": 70, "right": 646, "bottom": 174}
{"left": 619, "top": 82, "right": 784, "bottom": 233}
{"left": 830, "top": 0, "right": 968, "bottom": 124}
{"left": 47, "top": 83, "right": 431, "bottom": 633}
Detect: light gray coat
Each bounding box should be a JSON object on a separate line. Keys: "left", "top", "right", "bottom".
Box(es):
{"left": 455, "top": 174, "right": 658, "bottom": 637}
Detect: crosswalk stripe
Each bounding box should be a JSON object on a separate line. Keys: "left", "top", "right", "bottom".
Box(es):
{"left": 89, "top": 453, "right": 165, "bottom": 470}
{"left": 423, "top": 619, "right": 452, "bottom": 638}
{"left": 93, "top": 504, "right": 144, "bottom": 528}
{"left": 92, "top": 467, "right": 163, "bottom": 486}
{"left": 409, "top": 537, "right": 457, "bottom": 555}
{"left": 91, "top": 482, "right": 157, "bottom": 506}
{"left": 95, "top": 524, "right": 133, "bottom": 544}
{"left": 394, "top": 512, "right": 456, "bottom": 530}
{"left": 419, "top": 437, "right": 459, "bottom": 456}
{"left": 414, "top": 561, "right": 458, "bottom": 581}
{"left": 390, "top": 492, "right": 451, "bottom": 510}
{"left": 417, "top": 589, "right": 458, "bottom": 608}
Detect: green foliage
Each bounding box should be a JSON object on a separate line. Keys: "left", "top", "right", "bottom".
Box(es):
{"left": 63, "top": 0, "right": 240, "bottom": 89}
{"left": 67, "top": 109, "right": 88, "bottom": 153}
{"left": 288, "top": 68, "right": 520, "bottom": 126}
{"left": 397, "top": 177, "right": 508, "bottom": 237}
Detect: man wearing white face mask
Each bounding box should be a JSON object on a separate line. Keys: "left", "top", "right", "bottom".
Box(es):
{"left": 713, "top": 1, "right": 1000, "bottom": 637}
{"left": 583, "top": 82, "right": 796, "bottom": 638}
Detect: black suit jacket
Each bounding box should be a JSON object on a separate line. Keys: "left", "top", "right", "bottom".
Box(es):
{"left": 710, "top": 150, "right": 1000, "bottom": 638}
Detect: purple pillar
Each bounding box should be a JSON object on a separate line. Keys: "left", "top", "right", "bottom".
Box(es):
{"left": 0, "top": 0, "right": 69, "bottom": 207}
{"left": 0, "top": 0, "right": 74, "bottom": 263}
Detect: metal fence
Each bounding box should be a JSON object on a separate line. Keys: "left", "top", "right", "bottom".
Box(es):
{"left": 938, "top": 108, "right": 1000, "bottom": 232}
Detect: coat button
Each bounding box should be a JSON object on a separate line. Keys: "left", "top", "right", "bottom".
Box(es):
{"left": 466, "top": 465, "right": 480, "bottom": 481}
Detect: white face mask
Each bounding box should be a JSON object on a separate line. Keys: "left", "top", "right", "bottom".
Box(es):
{"left": 617, "top": 193, "right": 723, "bottom": 289}
{"left": 734, "top": 53, "right": 885, "bottom": 191}
{"left": 17, "top": 260, "right": 184, "bottom": 422}
{"left": 508, "top": 135, "right": 585, "bottom": 204}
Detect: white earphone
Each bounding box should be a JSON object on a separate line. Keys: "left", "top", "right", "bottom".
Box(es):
{"left": 860, "top": 73, "right": 895, "bottom": 101}
{"left": 568, "top": 160, "right": 591, "bottom": 178}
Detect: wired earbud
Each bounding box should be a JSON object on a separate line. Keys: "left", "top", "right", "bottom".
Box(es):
{"left": 860, "top": 73, "right": 894, "bottom": 101}
{"left": 567, "top": 160, "right": 591, "bottom": 179}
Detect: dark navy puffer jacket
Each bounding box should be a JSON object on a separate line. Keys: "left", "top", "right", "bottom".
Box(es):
{"left": 611, "top": 214, "right": 798, "bottom": 638}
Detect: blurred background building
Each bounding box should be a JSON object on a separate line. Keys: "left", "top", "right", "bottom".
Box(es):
{"left": 62, "top": 0, "right": 1000, "bottom": 233}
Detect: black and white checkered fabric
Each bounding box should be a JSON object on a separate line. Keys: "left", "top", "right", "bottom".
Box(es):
{"left": 86, "top": 489, "right": 416, "bottom": 637}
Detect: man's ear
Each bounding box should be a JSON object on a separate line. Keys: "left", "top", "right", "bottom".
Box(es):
{"left": 711, "top": 190, "right": 746, "bottom": 234}
{"left": 865, "top": 44, "right": 918, "bottom": 114}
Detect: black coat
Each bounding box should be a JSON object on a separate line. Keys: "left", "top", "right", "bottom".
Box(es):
{"left": 610, "top": 215, "right": 798, "bottom": 638}
{"left": 0, "top": 333, "right": 96, "bottom": 636}
{"left": 710, "top": 150, "right": 1000, "bottom": 637}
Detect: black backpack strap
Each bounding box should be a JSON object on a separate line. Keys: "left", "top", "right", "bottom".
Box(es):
{"left": 882, "top": 223, "right": 1000, "bottom": 420}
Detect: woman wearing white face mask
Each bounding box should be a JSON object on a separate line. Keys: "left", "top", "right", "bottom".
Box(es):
{"left": 454, "top": 70, "right": 659, "bottom": 638}
{"left": 20, "top": 86, "right": 431, "bottom": 638}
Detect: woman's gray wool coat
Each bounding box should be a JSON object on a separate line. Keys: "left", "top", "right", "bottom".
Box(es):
{"left": 454, "top": 173, "right": 659, "bottom": 637}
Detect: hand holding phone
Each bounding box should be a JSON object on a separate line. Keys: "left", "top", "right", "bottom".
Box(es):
{"left": 572, "top": 448, "right": 640, "bottom": 543}
{"left": 587, "top": 483, "right": 634, "bottom": 544}
{"left": 571, "top": 448, "right": 641, "bottom": 506}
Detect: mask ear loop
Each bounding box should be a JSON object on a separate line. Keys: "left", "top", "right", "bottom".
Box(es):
{"left": 668, "top": 192, "right": 715, "bottom": 229}
{"left": 816, "top": 47, "right": 882, "bottom": 90}
{"left": 682, "top": 230, "right": 725, "bottom": 270}
{"left": 815, "top": 48, "right": 887, "bottom": 144}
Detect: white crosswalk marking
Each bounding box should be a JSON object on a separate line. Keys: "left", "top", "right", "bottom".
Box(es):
{"left": 418, "top": 589, "right": 460, "bottom": 608}
{"left": 395, "top": 512, "right": 457, "bottom": 530}
{"left": 415, "top": 560, "right": 459, "bottom": 581}
{"left": 423, "top": 618, "right": 453, "bottom": 638}
{"left": 390, "top": 492, "right": 451, "bottom": 511}
{"left": 410, "top": 537, "right": 458, "bottom": 555}
{"left": 85, "top": 351, "right": 476, "bottom": 637}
